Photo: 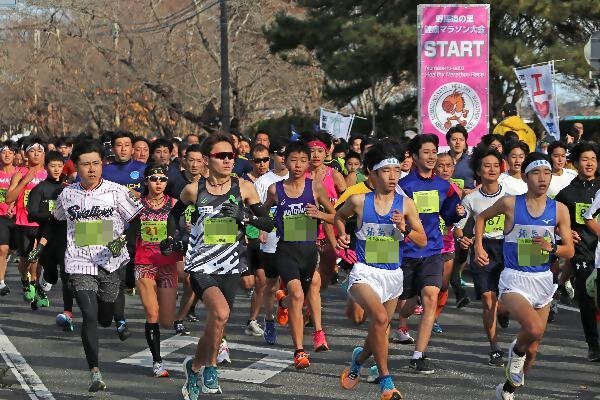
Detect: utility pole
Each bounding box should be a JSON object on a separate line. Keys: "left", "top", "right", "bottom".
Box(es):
{"left": 371, "top": 78, "right": 377, "bottom": 137}
{"left": 113, "top": 22, "right": 121, "bottom": 128}
{"left": 33, "top": 29, "right": 40, "bottom": 134}
{"left": 219, "top": 0, "right": 230, "bottom": 132}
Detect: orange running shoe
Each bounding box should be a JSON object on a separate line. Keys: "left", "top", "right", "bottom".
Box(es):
{"left": 276, "top": 290, "right": 288, "bottom": 326}
{"left": 380, "top": 388, "right": 403, "bottom": 400}
{"left": 294, "top": 350, "right": 310, "bottom": 369}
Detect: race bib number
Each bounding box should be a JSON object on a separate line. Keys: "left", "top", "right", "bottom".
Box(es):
{"left": 0, "top": 189, "right": 6, "bottom": 203}
{"left": 283, "top": 214, "right": 317, "bottom": 242}
{"left": 184, "top": 204, "right": 196, "bottom": 224}
{"left": 517, "top": 238, "right": 550, "bottom": 267}
{"left": 74, "top": 220, "right": 114, "bottom": 247}
{"left": 450, "top": 178, "right": 464, "bottom": 190}
{"left": 413, "top": 190, "right": 440, "bottom": 214}
{"left": 47, "top": 200, "right": 56, "bottom": 212}
{"left": 575, "top": 203, "right": 591, "bottom": 225}
{"left": 485, "top": 214, "right": 505, "bottom": 234}
{"left": 204, "top": 217, "right": 237, "bottom": 245}
{"left": 365, "top": 236, "right": 399, "bottom": 264}
{"left": 24, "top": 190, "right": 30, "bottom": 206}
{"left": 141, "top": 220, "right": 167, "bottom": 243}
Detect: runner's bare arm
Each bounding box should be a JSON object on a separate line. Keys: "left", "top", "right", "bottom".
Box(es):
{"left": 552, "top": 202, "right": 575, "bottom": 259}
{"left": 333, "top": 194, "right": 363, "bottom": 249}
{"left": 5, "top": 171, "right": 26, "bottom": 203}
{"left": 332, "top": 169, "right": 347, "bottom": 195}
{"left": 263, "top": 183, "right": 277, "bottom": 208}
{"left": 474, "top": 196, "right": 514, "bottom": 266}
{"left": 402, "top": 197, "right": 427, "bottom": 248}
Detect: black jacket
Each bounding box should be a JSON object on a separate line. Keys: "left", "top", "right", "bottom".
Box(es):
{"left": 555, "top": 176, "right": 600, "bottom": 261}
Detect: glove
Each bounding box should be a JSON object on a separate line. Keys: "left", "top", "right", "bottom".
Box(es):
{"left": 336, "top": 248, "right": 357, "bottom": 266}
{"left": 28, "top": 244, "right": 44, "bottom": 263}
{"left": 160, "top": 236, "right": 175, "bottom": 256}
{"left": 220, "top": 202, "right": 250, "bottom": 224}
{"left": 107, "top": 235, "right": 127, "bottom": 258}
{"left": 173, "top": 240, "right": 186, "bottom": 253}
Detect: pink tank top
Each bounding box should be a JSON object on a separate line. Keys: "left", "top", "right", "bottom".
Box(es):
{"left": 0, "top": 169, "right": 17, "bottom": 216}
{"left": 15, "top": 167, "right": 48, "bottom": 227}
{"left": 441, "top": 182, "right": 460, "bottom": 254}
{"left": 135, "top": 196, "right": 180, "bottom": 265}
{"left": 306, "top": 167, "right": 338, "bottom": 240}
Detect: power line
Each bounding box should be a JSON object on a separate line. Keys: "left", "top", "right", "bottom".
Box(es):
{"left": 123, "top": 0, "right": 219, "bottom": 34}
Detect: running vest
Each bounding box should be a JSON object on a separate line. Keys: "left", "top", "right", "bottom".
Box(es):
{"left": 503, "top": 195, "right": 556, "bottom": 273}
{"left": 184, "top": 177, "right": 244, "bottom": 275}
{"left": 355, "top": 192, "right": 404, "bottom": 270}
{"left": 0, "top": 169, "right": 16, "bottom": 216}
{"left": 135, "top": 196, "right": 179, "bottom": 266}
{"left": 274, "top": 178, "right": 317, "bottom": 245}
{"left": 15, "top": 168, "right": 48, "bottom": 227}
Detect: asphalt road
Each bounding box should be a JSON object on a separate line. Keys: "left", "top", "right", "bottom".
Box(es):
{"left": 0, "top": 262, "right": 599, "bottom": 400}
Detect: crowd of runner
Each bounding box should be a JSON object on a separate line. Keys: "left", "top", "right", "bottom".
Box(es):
{"left": 0, "top": 112, "right": 599, "bottom": 400}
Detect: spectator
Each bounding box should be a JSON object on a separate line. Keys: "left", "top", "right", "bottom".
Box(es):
{"left": 492, "top": 103, "right": 536, "bottom": 153}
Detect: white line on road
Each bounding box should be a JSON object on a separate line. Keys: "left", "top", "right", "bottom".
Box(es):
{"left": 0, "top": 328, "right": 55, "bottom": 400}
{"left": 557, "top": 304, "right": 580, "bottom": 312}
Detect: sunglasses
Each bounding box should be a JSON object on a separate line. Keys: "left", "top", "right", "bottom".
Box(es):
{"left": 210, "top": 152, "right": 235, "bottom": 160}
{"left": 252, "top": 157, "right": 270, "bottom": 164}
{"left": 147, "top": 175, "right": 168, "bottom": 183}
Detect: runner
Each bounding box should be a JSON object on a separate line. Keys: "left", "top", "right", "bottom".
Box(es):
{"left": 263, "top": 140, "right": 336, "bottom": 369}
{"left": 6, "top": 137, "right": 48, "bottom": 303}
{"left": 498, "top": 141, "right": 529, "bottom": 196}
{"left": 171, "top": 133, "right": 274, "bottom": 398}
{"left": 547, "top": 141, "right": 577, "bottom": 199}
{"left": 336, "top": 147, "right": 426, "bottom": 400}
{"left": 454, "top": 145, "right": 507, "bottom": 366}
{"left": 53, "top": 139, "right": 143, "bottom": 392}
{"left": 0, "top": 141, "right": 18, "bottom": 296}
{"left": 473, "top": 152, "right": 574, "bottom": 399}
{"left": 132, "top": 164, "right": 180, "bottom": 378}
{"left": 393, "top": 134, "right": 464, "bottom": 374}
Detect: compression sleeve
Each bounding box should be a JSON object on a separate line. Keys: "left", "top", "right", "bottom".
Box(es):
{"left": 247, "top": 203, "right": 275, "bottom": 232}
{"left": 168, "top": 200, "right": 188, "bottom": 238}
{"left": 26, "top": 185, "right": 50, "bottom": 224}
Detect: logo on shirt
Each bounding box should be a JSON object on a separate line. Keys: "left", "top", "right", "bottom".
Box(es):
{"left": 67, "top": 205, "right": 115, "bottom": 221}
{"left": 283, "top": 203, "right": 306, "bottom": 217}
{"left": 197, "top": 206, "right": 214, "bottom": 214}
{"left": 130, "top": 171, "right": 140, "bottom": 180}
{"left": 541, "top": 218, "right": 553, "bottom": 224}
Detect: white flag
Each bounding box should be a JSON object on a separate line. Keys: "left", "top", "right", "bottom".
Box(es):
{"left": 319, "top": 108, "right": 354, "bottom": 141}
{"left": 514, "top": 62, "right": 560, "bottom": 141}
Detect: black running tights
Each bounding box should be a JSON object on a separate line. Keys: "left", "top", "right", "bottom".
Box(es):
{"left": 75, "top": 290, "right": 115, "bottom": 369}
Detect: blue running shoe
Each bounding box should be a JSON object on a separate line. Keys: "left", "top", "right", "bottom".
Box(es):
{"left": 182, "top": 357, "right": 200, "bottom": 400}
{"left": 201, "top": 366, "right": 221, "bottom": 394}
{"left": 432, "top": 321, "right": 443, "bottom": 334}
{"left": 263, "top": 319, "right": 276, "bottom": 345}
{"left": 56, "top": 313, "right": 74, "bottom": 332}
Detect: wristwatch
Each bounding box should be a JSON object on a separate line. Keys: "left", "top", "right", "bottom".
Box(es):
{"left": 402, "top": 225, "right": 412, "bottom": 237}
{"left": 550, "top": 242, "right": 558, "bottom": 254}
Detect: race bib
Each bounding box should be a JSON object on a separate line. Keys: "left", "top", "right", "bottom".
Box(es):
{"left": 47, "top": 200, "right": 56, "bottom": 212}
{"left": 485, "top": 214, "right": 505, "bottom": 234}
{"left": 283, "top": 214, "right": 317, "bottom": 242}
{"left": 141, "top": 220, "right": 167, "bottom": 243}
{"left": 24, "top": 190, "right": 31, "bottom": 206}
{"left": 517, "top": 238, "right": 550, "bottom": 267}
{"left": 450, "top": 178, "right": 464, "bottom": 190}
{"left": 0, "top": 189, "right": 6, "bottom": 203}
{"left": 575, "top": 203, "right": 591, "bottom": 225}
{"left": 413, "top": 190, "right": 440, "bottom": 214}
{"left": 184, "top": 204, "right": 196, "bottom": 224}
{"left": 74, "top": 220, "right": 114, "bottom": 247}
{"left": 204, "top": 217, "right": 237, "bottom": 245}
{"left": 365, "top": 236, "right": 399, "bottom": 264}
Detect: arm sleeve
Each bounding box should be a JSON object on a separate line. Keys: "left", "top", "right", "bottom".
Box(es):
{"left": 26, "top": 186, "right": 50, "bottom": 224}
{"left": 53, "top": 192, "right": 67, "bottom": 221}
{"left": 167, "top": 200, "right": 188, "bottom": 238}
{"left": 247, "top": 203, "right": 275, "bottom": 232}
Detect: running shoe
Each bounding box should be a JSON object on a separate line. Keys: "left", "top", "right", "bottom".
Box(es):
{"left": 88, "top": 369, "right": 106, "bottom": 392}
{"left": 409, "top": 356, "right": 435, "bottom": 375}
{"left": 456, "top": 296, "right": 471, "bottom": 309}
{"left": 216, "top": 338, "right": 231, "bottom": 364}
{"left": 0, "top": 283, "right": 10, "bottom": 296}
{"left": 116, "top": 321, "right": 131, "bottom": 341}
{"left": 263, "top": 319, "right": 276, "bottom": 345}
{"left": 186, "top": 312, "right": 199, "bottom": 323}
{"left": 390, "top": 327, "right": 414, "bottom": 344}
{"left": 245, "top": 320, "right": 264, "bottom": 337}
{"left": 432, "top": 321, "right": 443, "bottom": 333}
{"left": 460, "top": 278, "right": 474, "bottom": 287}
{"left": 22, "top": 282, "right": 35, "bottom": 302}
{"left": 182, "top": 357, "right": 200, "bottom": 400}
{"left": 200, "top": 366, "right": 221, "bottom": 394}
{"left": 35, "top": 288, "right": 50, "bottom": 308}
{"left": 489, "top": 350, "right": 505, "bottom": 367}
{"left": 498, "top": 313, "right": 510, "bottom": 329}
{"left": 56, "top": 313, "right": 74, "bottom": 332}
{"left": 414, "top": 305, "right": 423, "bottom": 315}
{"left": 564, "top": 279, "right": 575, "bottom": 300}
{"left": 367, "top": 365, "right": 380, "bottom": 383}
{"left": 340, "top": 346, "right": 363, "bottom": 390}
{"left": 587, "top": 344, "right": 600, "bottom": 362}
{"left": 506, "top": 339, "right": 525, "bottom": 387}
{"left": 174, "top": 320, "right": 190, "bottom": 336}
{"left": 294, "top": 350, "right": 310, "bottom": 369}
{"left": 153, "top": 361, "right": 169, "bottom": 378}
{"left": 313, "top": 330, "right": 329, "bottom": 352}
{"left": 275, "top": 290, "right": 288, "bottom": 326}
{"left": 547, "top": 300, "right": 558, "bottom": 323}
{"left": 495, "top": 383, "right": 515, "bottom": 400}
{"left": 380, "top": 376, "right": 403, "bottom": 400}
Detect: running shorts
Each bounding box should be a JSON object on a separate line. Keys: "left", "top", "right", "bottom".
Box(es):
{"left": 499, "top": 268, "right": 557, "bottom": 309}
{"left": 135, "top": 264, "right": 178, "bottom": 289}
{"left": 275, "top": 241, "right": 318, "bottom": 293}
{"left": 470, "top": 238, "right": 503, "bottom": 298}
{"left": 400, "top": 254, "right": 444, "bottom": 299}
{"left": 348, "top": 262, "right": 403, "bottom": 303}
{"left": 68, "top": 268, "right": 121, "bottom": 303}
{"left": 0, "top": 216, "right": 16, "bottom": 248}
{"left": 188, "top": 272, "right": 240, "bottom": 309}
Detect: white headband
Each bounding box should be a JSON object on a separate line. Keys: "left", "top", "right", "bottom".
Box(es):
{"left": 373, "top": 158, "right": 400, "bottom": 171}
{"left": 25, "top": 143, "right": 45, "bottom": 153}
{"left": 524, "top": 159, "right": 551, "bottom": 174}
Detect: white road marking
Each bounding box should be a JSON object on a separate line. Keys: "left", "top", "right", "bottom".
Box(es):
{"left": 557, "top": 304, "right": 580, "bottom": 312}
{"left": 117, "top": 335, "right": 293, "bottom": 384}
{"left": 0, "top": 328, "right": 55, "bottom": 400}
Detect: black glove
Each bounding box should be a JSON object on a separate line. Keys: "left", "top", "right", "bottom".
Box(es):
{"left": 220, "top": 202, "right": 250, "bottom": 224}
{"left": 107, "top": 235, "right": 127, "bottom": 258}
{"left": 28, "top": 244, "right": 44, "bottom": 263}
{"left": 173, "top": 240, "right": 186, "bottom": 253}
{"left": 160, "top": 236, "right": 175, "bottom": 256}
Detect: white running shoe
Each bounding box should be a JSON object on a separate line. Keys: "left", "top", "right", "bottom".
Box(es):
{"left": 495, "top": 383, "right": 515, "bottom": 399}
{"left": 390, "top": 327, "right": 415, "bottom": 344}
{"left": 506, "top": 340, "right": 525, "bottom": 387}
{"left": 152, "top": 361, "right": 169, "bottom": 378}
{"left": 216, "top": 338, "right": 231, "bottom": 364}
{"left": 244, "top": 320, "right": 264, "bottom": 337}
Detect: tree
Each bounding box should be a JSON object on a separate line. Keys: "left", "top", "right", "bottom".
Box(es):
{"left": 264, "top": 0, "right": 600, "bottom": 131}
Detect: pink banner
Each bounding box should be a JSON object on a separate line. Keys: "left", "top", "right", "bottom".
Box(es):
{"left": 418, "top": 4, "right": 489, "bottom": 147}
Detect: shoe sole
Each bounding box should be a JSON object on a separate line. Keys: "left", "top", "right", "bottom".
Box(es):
{"left": 295, "top": 361, "right": 310, "bottom": 369}
{"left": 381, "top": 390, "right": 404, "bottom": 400}
{"left": 390, "top": 338, "right": 415, "bottom": 345}
{"left": 340, "top": 367, "right": 359, "bottom": 390}
{"left": 488, "top": 361, "right": 505, "bottom": 367}
{"left": 118, "top": 331, "right": 131, "bottom": 342}
{"left": 245, "top": 330, "right": 264, "bottom": 337}
{"left": 154, "top": 371, "right": 170, "bottom": 378}
{"left": 409, "top": 365, "right": 435, "bottom": 375}
{"left": 88, "top": 381, "right": 106, "bottom": 392}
